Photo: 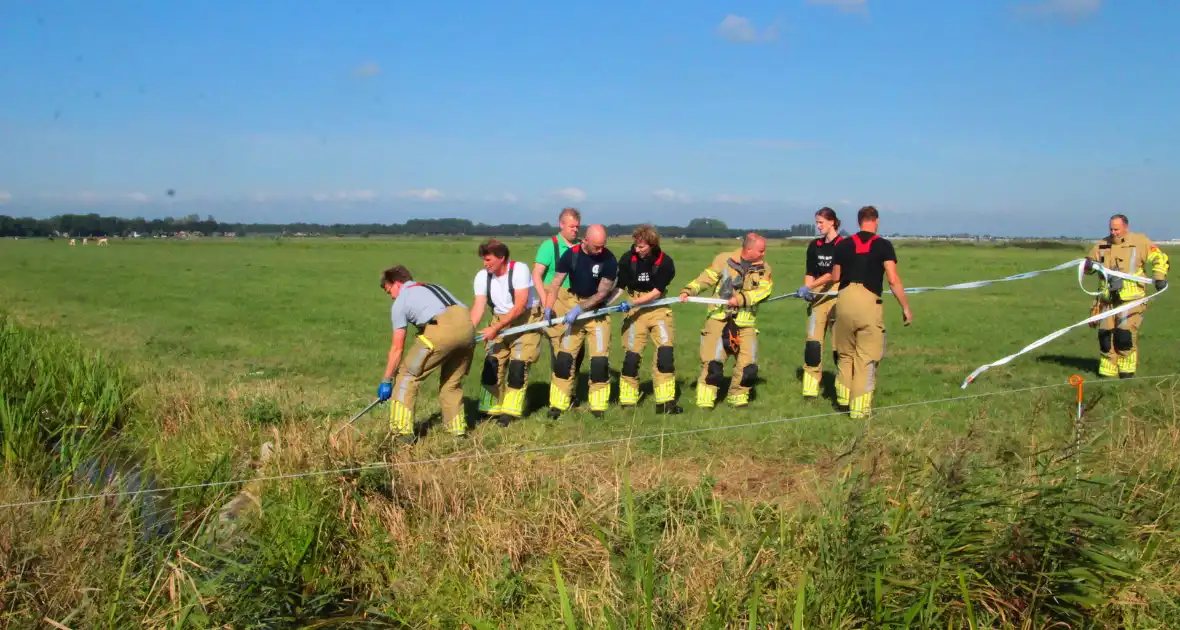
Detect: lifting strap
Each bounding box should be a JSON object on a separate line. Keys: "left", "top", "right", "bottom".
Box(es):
{"left": 485, "top": 261, "right": 516, "bottom": 313}
{"left": 852, "top": 233, "right": 879, "bottom": 254}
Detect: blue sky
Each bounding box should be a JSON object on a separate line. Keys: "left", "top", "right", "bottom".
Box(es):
{"left": 1, "top": 0, "right": 1177, "bottom": 236}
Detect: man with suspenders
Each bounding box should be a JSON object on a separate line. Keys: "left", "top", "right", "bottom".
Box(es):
{"left": 613, "top": 224, "right": 683, "bottom": 413}
{"left": 470, "top": 239, "right": 544, "bottom": 425}
{"left": 532, "top": 207, "right": 584, "bottom": 371}
{"left": 679, "top": 232, "right": 774, "bottom": 409}
{"left": 376, "top": 265, "right": 476, "bottom": 443}
{"left": 829, "top": 206, "right": 913, "bottom": 419}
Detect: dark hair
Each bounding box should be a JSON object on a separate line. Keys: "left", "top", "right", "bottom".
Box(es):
{"left": 1110, "top": 213, "right": 1129, "bottom": 226}
{"left": 380, "top": 265, "right": 413, "bottom": 287}
{"left": 478, "top": 239, "right": 510, "bottom": 259}
{"left": 816, "top": 207, "right": 841, "bottom": 230}
{"left": 857, "top": 205, "right": 879, "bottom": 225}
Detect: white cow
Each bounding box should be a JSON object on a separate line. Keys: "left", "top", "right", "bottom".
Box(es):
{"left": 70, "top": 239, "right": 76, "bottom": 246}
{"left": 97, "top": 238, "right": 109, "bottom": 246}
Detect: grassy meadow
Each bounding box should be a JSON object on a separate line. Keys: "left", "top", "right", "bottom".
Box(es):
{"left": 2, "top": 235, "right": 1180, "bottom": 628}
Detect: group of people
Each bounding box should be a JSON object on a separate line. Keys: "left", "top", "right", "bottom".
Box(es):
{"left": 372, "top": 206, "right": 1169, "bottom": 443}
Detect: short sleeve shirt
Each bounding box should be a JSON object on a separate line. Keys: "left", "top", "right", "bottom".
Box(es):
{"left": 534, "top": 235, "right": 578, "bottom": 288}
{"left": 834, "top": 231, "right": 897, "bottom": 297}
{"left": 473, "top": 261, "right": 541, "bottom": 316}
{"left": 390, "top": 281, "right": 464, "bottom": 330}
{"left": 555, "top": 246, "right": 619, "bottom": 302}
{"left": 806, "top": 236, "right": 843, "bottom": 278}
{"left": 617, "top": 247, "right": 676, "bottom": 294}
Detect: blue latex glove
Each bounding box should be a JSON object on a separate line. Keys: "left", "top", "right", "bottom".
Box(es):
{"left": 617, "top": 301, "right": 632, "bottom": 313}
{"left": 543, "top": 308, "right": 554, "bottom": 321}
{"left": 563, "top": 305, "right": 584, "bottom": 324}
{"left": 377, "top": 381, "right": 392, "bottom": 401}
{"left": 795, "top": 285, "right": 812, "bottom": 301}
{"left": 1083, "top": 259, "right": 1096, "bottom": 274}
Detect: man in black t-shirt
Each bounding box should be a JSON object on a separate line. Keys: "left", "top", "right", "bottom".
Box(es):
{"left": 542, "top": 224, "right": 619, "bottom": 418}
{"left": 612, "top": 225, "right": 682, "bottom": 414}
{"left": 830, "top": 206, "right": 913, "bottom": 420}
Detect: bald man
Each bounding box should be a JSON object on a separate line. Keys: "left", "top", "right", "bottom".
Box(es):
{"left": 680, "top": 232, "right": 774, "bottom": 409}
{"left": 542, "top": 224, "right": 620, "bottom": 418}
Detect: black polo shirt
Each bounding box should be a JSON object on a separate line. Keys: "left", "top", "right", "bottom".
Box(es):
{"left": 617, "top": 247, "right": 676, "bottom": 295}
{"left": 555, "top": 245, "right": 619, "bottom": 301}
{"left": 834, "top": 231, "right": 897, "bottom": 297}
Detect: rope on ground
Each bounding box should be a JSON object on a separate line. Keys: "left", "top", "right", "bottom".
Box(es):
{"left": 3, "top": 372, "right": 1177, "bottom": 512}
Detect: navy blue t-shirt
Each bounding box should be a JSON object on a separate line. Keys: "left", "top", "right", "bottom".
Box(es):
{"left": 555, "top": 245, "right": 619, "bottom": 302}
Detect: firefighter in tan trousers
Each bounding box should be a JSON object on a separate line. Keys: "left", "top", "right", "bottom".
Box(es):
{"left": 679, "top": 233, "right": 774, "bottom": 409}
{"left": 377, "top": 265, "right": 475, "bottom": 443}
{"left": 542, "top": 224, "right": 620, "bottom": 419}
{"left": 470, "top": 239, "right": 544, "bottom": 425}
{"left": 829, "top": 206, "right": 912, "bottom": 419}
{"left": 612, "top": 225, "right": 683, "bottom": 414}
{"left": 798, "top": 207, "right": 845, "bottom": 399}
{"left": 1083, "top": 213, "right": 1170, "bottom": 378}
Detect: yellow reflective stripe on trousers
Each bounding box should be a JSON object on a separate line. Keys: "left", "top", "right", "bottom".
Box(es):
{"left": 619, "top": 380, "right": 640, "bottom": 405}
{"left": 501, "top": 388, "right": 526, "bottom": 417}
{"left": 478, "top": 388, "right": 501, "bottom": 414}
{"left": 802, "top": 373, "right": 820, "bottom": 397}
{"left": 390, "top": 401, "right": 414, "bottom": 435}
{"left": 1117, "top": 352, "right": 1137, "bottom": 374}
{"left": 1098, "top": 356, "right": 1119, "bottom": 377}
{"left": 836, "top": 382, "right": 850, "bottom": 406}
{"left": 549, "top": 383, "right": 572, "bottom": 411}
{"left": 726, "top": 392, "right": 749, "bottom": 406}
{"left": 696, "top": 384, "right": 717, "bottom": 408}
{"left": 850, "top": 393, "right": 873, "bottom": 419}
{"left": 653, "top": 380, "right": 675, "bottom": 403}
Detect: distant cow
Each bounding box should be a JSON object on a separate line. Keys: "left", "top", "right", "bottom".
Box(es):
{"left": 97, "top": 238, "right": 109, "bottom": 246}
{"left": 70, "top": 239, "right": 76, "bottom": 246}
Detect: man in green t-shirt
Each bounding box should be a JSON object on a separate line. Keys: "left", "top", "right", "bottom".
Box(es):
{"left": 532, "top": 207, "right": 583, "bottom": 374}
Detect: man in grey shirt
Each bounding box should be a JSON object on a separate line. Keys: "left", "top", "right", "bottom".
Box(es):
{"left": 377, "top": 265, "right": 475, "bottom": 442}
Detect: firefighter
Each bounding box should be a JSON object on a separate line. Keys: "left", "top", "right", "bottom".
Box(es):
{"left": 376, "top": 265, "right": 475, "bottom": 443}
{"left": 799, "top": 207, "right": 844, "bottom": 399}
{"left": 470, "top": 239, "right": 543, "bottom": 425}
{"left": 1083, "top": 213, "right": 1169, "bottom": 378}
{"left": 830, "top": 206, "right": 913, "bottom": 420}
{"left": 613, "top": 224, "right": 682, "bottom": 414}
{"left": 542, "top": 224, "right": 619, "bottom": 418}
{"left": 679, "top": 232, "right": 774, "bottom": 409}
{"left": 532, "top": 207, "right": 583, "bottom": 369}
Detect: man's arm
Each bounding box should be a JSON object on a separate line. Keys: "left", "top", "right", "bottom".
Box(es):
{"left": 733, "top": 263, "right": 773, "bottom": 308}
{"left": 884, "top": 261, "right": 913, "bottom": 325}
{"left": 469, "top": 295, "right": 488, "bottom": 329}
{"left": 531, "top": 263, "right": 550, "bottom": 304}
{"left": 831, "top": 264, "right": 842, "bottom": 285}
{"left": 681, "top": 254, "right": 724, "bottom": 298}
{"left": 543, "top": 272, "right": 567, "bottom": 311}
{"left": 579, "top": 276, "right": 616, "bottom": 310}
{"left": 383, "top": 327, "right": 407, "bottom": 381}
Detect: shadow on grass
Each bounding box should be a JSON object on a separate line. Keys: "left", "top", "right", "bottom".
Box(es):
{"left": 1036, "top": 354, "right": 1099, "bottom": 374}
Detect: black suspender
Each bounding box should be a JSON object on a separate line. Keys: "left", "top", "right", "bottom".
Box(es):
{"left": 420, "top": 283, "right": 457, "bottom": 308}
{"left": 485, "top": 262, "right": 516, "bottom": 312}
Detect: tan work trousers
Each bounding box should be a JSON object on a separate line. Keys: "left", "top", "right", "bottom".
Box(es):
{"left": 1097, "top": 303, "right": 1145, "bottom": 377}
{"left": 549, "top": 292, "right": 612, "bottom": 412}
{"left": 390, "top": 305, "right": 475, "bottom": 436}
{"left": 833, "top": 284, "right": 886, "bottom": 419}
{"left": 479, "top": 306, "right": 543, "bottom": 418}
{"left": 802, "top": 295, "right": 838, "bottom": 398}
{"left": 619, "top": 305, "right": 677, "bottom": 405}
{"left": 696, "top": 318, "right": 758, "bottom": 408}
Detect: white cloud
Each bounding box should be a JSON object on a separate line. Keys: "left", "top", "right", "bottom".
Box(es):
{"left": 714, "top": 194, "right": 753, "bottom": 205}
{"left": 549, "top": 187, "right": 587, "bottom": 203}
{"left": 353, "top": 61, "right": 382, "bottom": 77}
{"left": 127, "top": 192, "right": 150, "bottom": 202}
{"left": 652, "top": 188, "right": 692, "bottom": 203}
{"left": 807, "top": 0, "right": 869, "bottom": 14}
{"left": 715, "top": 14, "right": 779, "bottom": 44}
{"left": 1018, "top": 0, "right": 1101, "bottom": 20}
{"left": 0, "top": 190, "right": 10, "bottom": 204}
{"left": 501, "top": 193, "right": 519, "bottom": 203}
{"left": 313, "top": 190, "right": 378, "bottom": 202}
{"left": 397, "top": 188, "right": 444, "bottom": 201}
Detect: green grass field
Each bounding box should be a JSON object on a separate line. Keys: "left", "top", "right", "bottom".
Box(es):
{"left": 2, "top": 236, "right": 1179, "bottom": 628}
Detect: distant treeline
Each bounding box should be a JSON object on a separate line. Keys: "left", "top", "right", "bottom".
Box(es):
{"left": 0, "top": 213, "right": 818, "bottom": 239}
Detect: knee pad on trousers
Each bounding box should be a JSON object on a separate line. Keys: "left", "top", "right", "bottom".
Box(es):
{"left": 621, "top": 351, "right": 641, "bottom": 378}
{"left": 1114, "top": 328, "right": 1134, "bottom": 351}
{"left": 804, "top": 341, "right": 822, "bottom": 367}
{"left": 1098, "top": 329, "right": 1113, "bottom": 353}
{"left": 740, "top": 364, "right": 758, "bottom": 387}
{"left": 705, "top": 361, "right": 725, "bottom": 387}
{"left": 590, "top": 356, "right": 610, "bottom": 383}
{"left": 480, "top": 356, "right": 498, "bottom": 387}
{"left": 507, "top": 360, "right": 528, "bottom": 389}
{"left": 656, "top": 346, "right": 675, "bottom": 374}
{"left": 553, "top": 352, "right": 575, "bottom": 379}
